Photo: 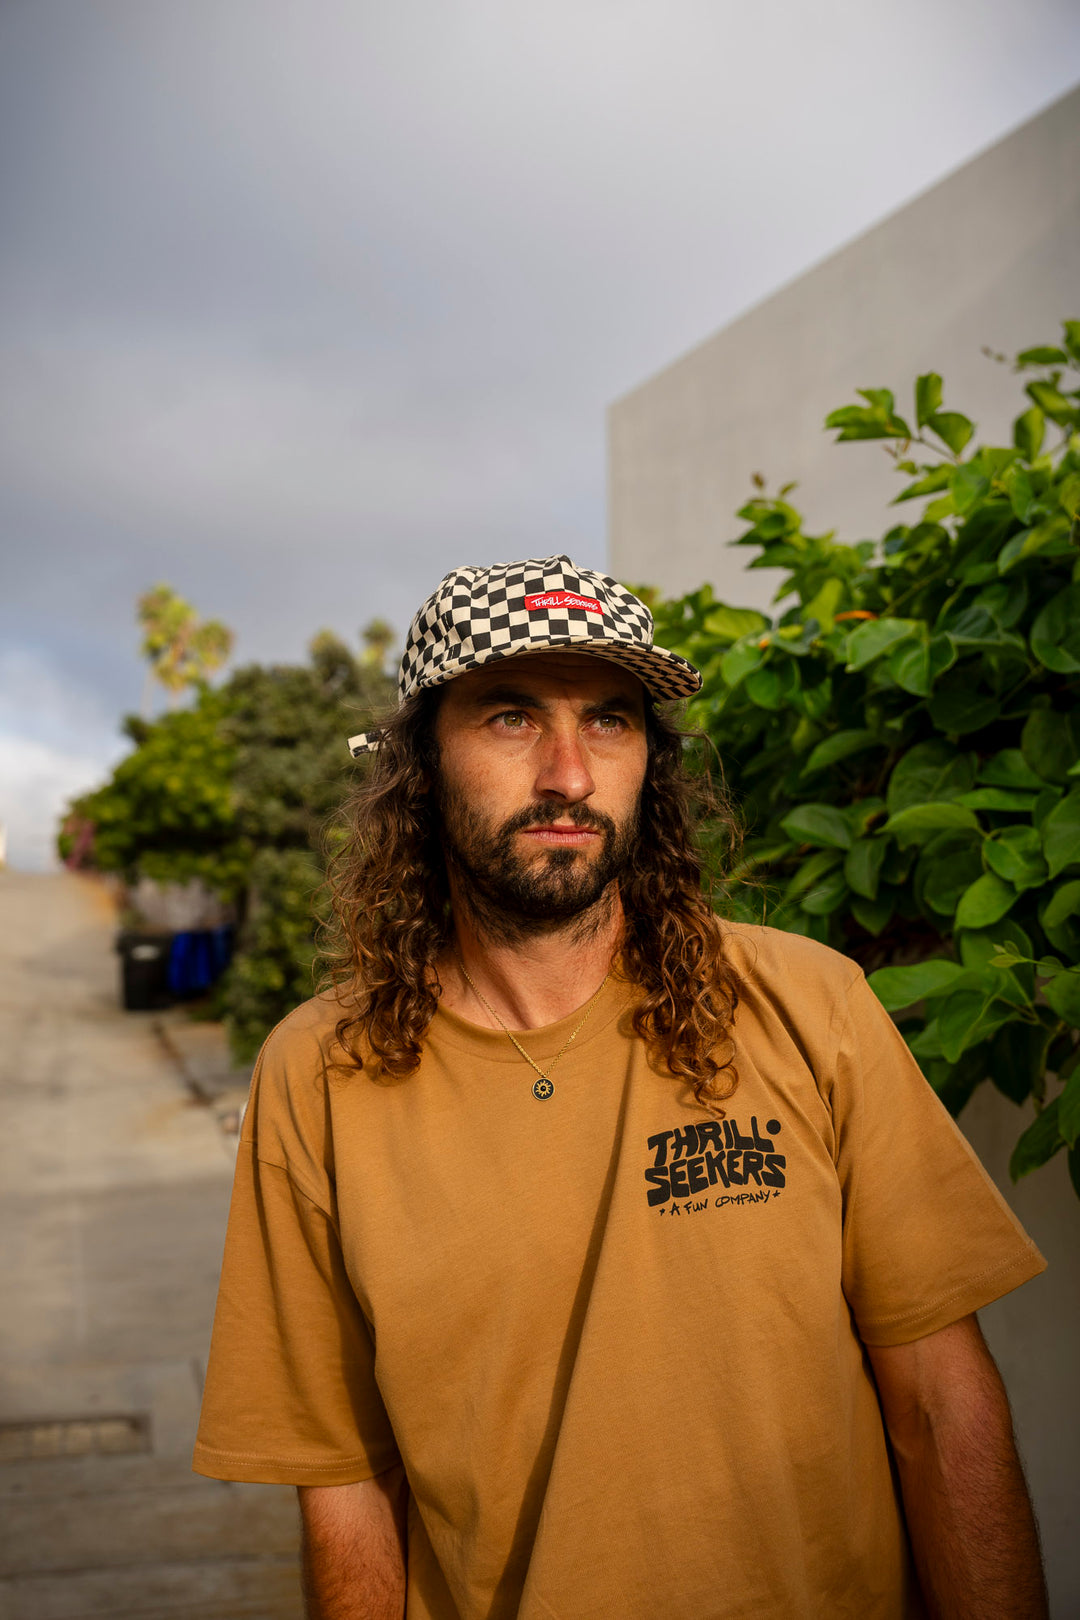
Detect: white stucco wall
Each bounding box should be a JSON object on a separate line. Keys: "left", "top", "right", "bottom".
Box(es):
{"left": 608, "top": 83, "right": 1080, "bottom": 611}
{"left": 608, "top": 82, "right": 1080, "bottom": 1614}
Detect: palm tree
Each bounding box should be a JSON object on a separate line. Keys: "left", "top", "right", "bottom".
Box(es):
{"left": 138, "top": 584, "right": 234, "bottom": 713}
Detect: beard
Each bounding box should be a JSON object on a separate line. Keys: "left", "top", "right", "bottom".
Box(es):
{"left": 437, "top": 787, "right": 640, "bottom": 943}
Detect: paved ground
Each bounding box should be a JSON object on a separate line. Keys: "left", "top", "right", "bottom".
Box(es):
{"left": 0, "top": 870, "right": 303, "bottom": 1619}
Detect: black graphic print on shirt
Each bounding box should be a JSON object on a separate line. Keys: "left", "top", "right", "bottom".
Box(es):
{"left": 643, "top": 1116, "right": 786, "bottom": 1211}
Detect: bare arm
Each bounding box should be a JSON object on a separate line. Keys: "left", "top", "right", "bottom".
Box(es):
{"left": 867, "top": 1314, "right": 1047, "bottom": 1620}
{"left": 298, "top": 1466, "right": 408, "bottom": 1620}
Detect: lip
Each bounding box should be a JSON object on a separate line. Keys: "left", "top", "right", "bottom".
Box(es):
{"left": 519, "top": 825, "right": 602, "bottom": 846}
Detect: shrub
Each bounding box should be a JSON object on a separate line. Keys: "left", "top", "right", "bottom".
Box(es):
{"left": 651, "top": 322, "right": 1080, "bottom": 1198}
{"left": 61, "top": 627, "right": 394, "bottom": 1059}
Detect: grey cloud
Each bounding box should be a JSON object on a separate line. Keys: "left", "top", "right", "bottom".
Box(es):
{"left": 2, "top": 0, "right": 1080, "bottom": 866}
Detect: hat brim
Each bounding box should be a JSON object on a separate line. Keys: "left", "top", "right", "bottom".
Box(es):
{"left": 347, "top": 637, "right": 701, "bottom": 757}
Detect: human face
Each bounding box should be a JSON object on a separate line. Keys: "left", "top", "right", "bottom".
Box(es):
{"left": 432, "top": 653, "right": 649, "bottom": 933}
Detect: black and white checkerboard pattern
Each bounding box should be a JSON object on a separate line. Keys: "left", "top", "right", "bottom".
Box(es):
{"left": 349, "top": 555, "right": 701, "bottom": 755}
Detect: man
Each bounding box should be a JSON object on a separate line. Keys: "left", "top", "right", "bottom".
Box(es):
{"left": 195, "top": 556, "right": 1048, "bottom": 1619}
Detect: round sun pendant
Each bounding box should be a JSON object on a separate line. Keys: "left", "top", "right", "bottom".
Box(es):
{"left": 532, "top": 1078, "right": 555, "bottom": 1101}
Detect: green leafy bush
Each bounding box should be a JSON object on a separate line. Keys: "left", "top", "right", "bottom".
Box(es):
{"left": 652, "top": 322, "right": 1080, "bottom": 1198}
{"left": 219, "top": 847, "right": 326, "bottom": 1060}
{"left": 61, "top": 629, "right": 393, "bottom": 1059}
{"left": 217, "top": 633, "right": 393, "bottom": 1057}
{"left": 59, "top": 694, "right": 248, "bottom": 894}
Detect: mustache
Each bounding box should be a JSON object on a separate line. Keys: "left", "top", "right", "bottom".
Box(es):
{"left": 497, "top": 804, "right": 617, "bottom": 837}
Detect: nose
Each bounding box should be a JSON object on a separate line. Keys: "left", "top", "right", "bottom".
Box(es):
{"left": 532, "top": 726, "right": 596, "bottom": 804}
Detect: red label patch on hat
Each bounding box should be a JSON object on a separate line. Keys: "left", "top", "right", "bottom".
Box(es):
{"left": 524, "top": 591, "right": 603, "bottom": 615}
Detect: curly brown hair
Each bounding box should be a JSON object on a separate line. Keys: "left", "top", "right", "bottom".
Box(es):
{"left": 322, "top": 685, "right": 742, "bottom": 1110}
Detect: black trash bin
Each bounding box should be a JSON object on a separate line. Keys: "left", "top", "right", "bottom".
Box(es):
{"left": 116, "top": 930, "right": 175, "bottom": 1011}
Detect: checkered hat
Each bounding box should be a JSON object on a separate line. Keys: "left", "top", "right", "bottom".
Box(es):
{"left": 347, "top": 554, "right": 701, "bottom": 756}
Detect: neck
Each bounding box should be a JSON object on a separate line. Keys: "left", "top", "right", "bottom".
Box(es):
{"left": 439, "top": 880, "right": 623, "bottom": 1031}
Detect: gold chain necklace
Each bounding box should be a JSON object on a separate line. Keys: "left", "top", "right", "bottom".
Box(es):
{"left": 454, "top": 954, "right": 611, "bottom": 1101}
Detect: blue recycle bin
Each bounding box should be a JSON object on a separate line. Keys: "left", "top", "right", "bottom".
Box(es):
{"left": 166, "top": 927, "right": 234, "bottom": 998}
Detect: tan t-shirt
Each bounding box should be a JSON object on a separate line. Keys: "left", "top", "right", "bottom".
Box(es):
{"left": 193, "top": 923, "right": 1045, "bottom": 1619}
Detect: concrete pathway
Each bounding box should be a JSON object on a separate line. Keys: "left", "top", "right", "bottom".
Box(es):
{"left": 0, "top": 871, "right": 303, "bottom": 1619}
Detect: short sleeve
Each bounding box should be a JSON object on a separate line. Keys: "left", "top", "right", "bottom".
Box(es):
{"left": 831, "top": 968, "right": 1046, "bottom": 1347}
{"left": 193, "top": 1061, "right": 400, "bottom": 1485}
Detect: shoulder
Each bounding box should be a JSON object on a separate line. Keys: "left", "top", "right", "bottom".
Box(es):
{"left": 241, "top": 988, "right": 364, "bottom": 1173}
{"left": 719, "top": 919, "right": 864, "bottom": 1000}
{"left": 258, "top": 986, "right": 355, "bottom": 1069}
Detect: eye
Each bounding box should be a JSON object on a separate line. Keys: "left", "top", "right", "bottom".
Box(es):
{"left": 493, "top": 710, "right": 528, "bottom": 729}
{"left": 592, "top": 713, "right": 626, "bottom": 731}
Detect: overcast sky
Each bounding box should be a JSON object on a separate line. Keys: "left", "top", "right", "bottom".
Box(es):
{"left": 3, "top": 0, "right": 1080, "bottom": 868}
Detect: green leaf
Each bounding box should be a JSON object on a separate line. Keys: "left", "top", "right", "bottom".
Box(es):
{"left": 923, "top": 492, "right": 957, "bottom": 524}
{"left": 1044, "top": 969, "right": 1080, "bottom": 1026}
{"left": 983, "top": 826, "right": 1048, "bottom": 890}
{"left": 1064, "top": 321, "right": 1080, "bottom": 362}
{"left": 844, "top": 617, "right": 921, "bottom": 672}
{"left": 745, "top": 667, "right": 783, "bottom": 709}
{"left": 720, "top": 639, "right": 765, "bottom": 688}
{"left": 800, "top": 576, "right": 844, "bottom": 633}
{"left": 977, "top": 750, "right": 1045, "bottom": 790}
{"left": 952, "top": 462, "right": 990, "bottom": 513}
{"left": 868, "top": 958, "right": 967, "bottom": 1011}
{"left": 973, "top": 578, "right": 1029, "bottom": 631}
{"left": 988, "top": 1019, "right": 1051, "bottom": 1106}
{"left": 886, "top": 740, "right": 976, "bottom": 814}
{"left": 1030, "top": 585, "right": 1080, "bottom": 674}
{"left": 844, "top": 836, "right": 888, "bottom": 899}
{"left": 803, "top": 729, "right": 879, "bottom": 775}
{"left": 884, "top": 802, "right": 981, "bottom": 846}
{"left": 1000, "top": 465, "right": 1036, "bottom": 523}
{"left": 1015, "top": 345, "right": 1068, "bottom": 366}
{"left": 800, "top": 870, "right": 850, "bottom": 916}
{"left": 936, "top": 988, "right": 1013, "bottom": 1063}
{"left": 907, "top": 1019, "right": 945, "bottom": 1059}
{"left": 928, "top": 688, "right": 1000, "bottom": 736}
{"left": 1026, "top": 379, "right": 1080, "bottom": 428}
{"left": 826, "top": 392, "right": 912, "bottom": 441}
{"left": 1042, "top": 879, "right": 1080, "bottom": 930}
{"left": 1010, "top": 1097, "right": 1064, "bottom": 1182}
{"left": 893, "top": 465, "right": 953, "bottom": 504}
{"left": 1035, "top": 785, "right": 1066, "bottom": 830}
{"left": 1057, "top": 473, "right": 1080, "bottom": 522}
{"left": 1021, "top": 709, "right": 1080, "bottom": 785}
{"left": 958, "top": 918, "right": 1033, "bottom": 973}
{"left": 915, "top": 372, "right": 943, "bottom": 428}
{"left": 702, "top": 605, "right": 770, "bottom": 643}
{"left": 784, "top": 848, "right": 843, "bottom": 900}
{"left": 1042, "top": 789, "right": 1080, "bottom": 878}
{"left": 780, "top": 803, "right": 853, "bottom": 851}
{"left": 922, "top": 843, "right": 986, "bottom": 918}
{"left": 955, "top": 788, "right": 1036, "bottom": 811}
{"left": 926, "top": 411, "right": 974, "bottom": 454}
{"left": 954, "top": 872, "right": 1017, "bottom": 930}
{"left": 1060, "top": 1068, "right": 1080, "bottom": 1149}
{"left": 1012, "top": 405, "right": 1045, "bottom": 462}
{"left": 885, "top": 630, "right": 954, "bottom": 698}
{"left": 844, "top": 796, "right": 887, "bottom": 838}
{"left": 850, "top": 892, "right": 894, "bottom": 935}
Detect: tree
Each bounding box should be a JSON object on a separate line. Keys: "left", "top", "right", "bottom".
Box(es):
{"left": 60, "top": 620, "right": 396, "bottom": 1058}
{"left": 650, "top": 321, "right": 1080, "bottom": 1199}
{"left": 218, "top": 628, "right": 394, "bottom": 1056}
{"left": 137, "top": 583, "right": 234, "bottom": 711}
{"left": 361, "top": 617, "right": 396, "bottom": 672}
{"left": 58, "top": 694, "right": 246, "bottom": 893}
